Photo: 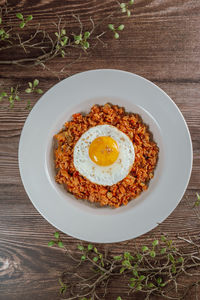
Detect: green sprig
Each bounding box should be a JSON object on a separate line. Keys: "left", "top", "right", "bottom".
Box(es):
{"left": 16, "top": 12, "right": 33, "bottom": 28}
{"left": 0, "top": 27, "right": 10, "bottom": 40}
{"left": 0, "top": 86, "right": 20, "bottom": 108}
{"left": 25, "top": 79, "right": 43, "bottom": 94}
{"left": 52, "top": 232, "right": 200, "bottom": 299}
{"left": 55, "top": 29, "right": 69, "bottom": 58}
{"left": 119, "top": 0, "right": 134, "bottom": 17}
{"left": 48, "top": 231, "right": 64, "bottom": 249}
{"left": 59, "top": 278, "right": 67, "bottom": 295}
{"left": 73, "top": 31, "right": 91, "bottom": 50}
{"left": 108, "top": 23, "right": 125, "bottom": 39}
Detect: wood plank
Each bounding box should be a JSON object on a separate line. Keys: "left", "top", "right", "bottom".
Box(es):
{"left": 0, "top": 0, "right": 200, "bottom": 299}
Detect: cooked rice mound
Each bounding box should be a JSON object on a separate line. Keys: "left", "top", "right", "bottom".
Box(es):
{"left": 54, "top": 104, "right": 159, "bottom": 208}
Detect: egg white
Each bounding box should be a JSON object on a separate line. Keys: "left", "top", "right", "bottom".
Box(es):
{"left": 73, "top": 125, "right": 135, "bottom": 186}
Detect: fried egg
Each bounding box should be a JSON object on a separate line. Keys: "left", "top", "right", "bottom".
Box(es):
{"left": 73, "top": 125, "right": 135, "bottom": 186}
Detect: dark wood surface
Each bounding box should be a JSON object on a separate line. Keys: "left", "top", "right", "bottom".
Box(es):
{"left": 0, "top": 0, "right": 200, "bottom": 299}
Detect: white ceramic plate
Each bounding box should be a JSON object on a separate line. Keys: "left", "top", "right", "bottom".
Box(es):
{"left": 18, "top": 69, "right": 193, "bottom": 243}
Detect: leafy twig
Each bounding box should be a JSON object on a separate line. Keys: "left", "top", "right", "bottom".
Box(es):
{"left": 48, "top": 233, "right": 200, "bottom": 300}
{"left": 16, "top": 13, "right": 33, "bottom": 28}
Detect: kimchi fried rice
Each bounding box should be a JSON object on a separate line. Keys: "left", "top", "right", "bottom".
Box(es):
{"left": 54, "top": 104, "right": 159, "bottom": 208}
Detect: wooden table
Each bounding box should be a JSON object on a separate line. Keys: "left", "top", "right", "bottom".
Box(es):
{"left": 0, "top": 0, "right": 199, "bottom": 299}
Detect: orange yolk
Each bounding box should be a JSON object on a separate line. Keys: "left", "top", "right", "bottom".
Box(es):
{"left": 89, "top": 136, "right": 119, "bottom": 166}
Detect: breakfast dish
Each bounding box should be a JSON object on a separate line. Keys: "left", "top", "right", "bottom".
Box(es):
{"left": 54, "top": 104, "right": 159, "bottom": 207}
{"left": 19, "top": 69, "right": 192, "bottom": 242}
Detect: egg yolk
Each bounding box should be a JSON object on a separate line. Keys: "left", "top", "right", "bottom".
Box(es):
{"left": 89, "top": 136, "right": 119, "bottom": 166}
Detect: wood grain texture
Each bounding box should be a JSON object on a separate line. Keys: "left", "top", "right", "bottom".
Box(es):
{"left": 0, "top": 0, "right": 200, "bottom": 299}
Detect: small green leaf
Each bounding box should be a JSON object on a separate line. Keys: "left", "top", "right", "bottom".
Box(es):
{"left": 161, "top": 235, "right": 167, "bottom": 242}
{"left": 150, "top": 250, "right": 156, "bottom": 258}
{"left": 74, "top": 34, "right": 82, "bottom": 41}
{"left": 118, "top": 24, "right": 125, "bottom": 31}
{"left": 59, "top": 278, "right": 67, "bottom": 294}
{"left": 54, "top": 232, "right": 60, "bottom": 239}
{"left": 177, "top": 257, "right": 184, "bottom": 263}
{"left": 171, "top": 265, "right": 176, "bottom": 273}
{"left": 58, "top": 241, "right": 64, "bottom": 248}
{"left": 26, "top": 15, "right": 33, "bottom": 21}
{"left": 108, "top": 24, "right": 115, "bottom": 31}
{"left": 148, "top": 283, "right": 155, "bottom": 288}
{"left": 160, "top": 248, "right": 167, "bottom": 254}
{"left": 28, "top": 82, "right": 33, "bottom": 88}
{"left": 116, "top": 297, "right": 122, "bottom": 300}
{"left": 83, "top": 41, "right": 90, "bottom": 49}
{"left": 16, "top": 13, "right": 24, "bottom": 20}
{"left": 93, "top": 256, "right": 98, "bottom": 262}
{"left": 0, "top": 17, "right": 2, "bottom": 24}
{"left": 130, "top": 277, "right": 136, "bottom": 282}
{"left": 55, "top": 32, "right": 59, "bottom": 37}
{"left": 10, "top": 87, "right": 14, "bottom": 93}
{"left": 169, "top": 254, "right": 175, "bottom": 263}
{"left": 136, "top": 285, "right": 142, "bottom": 291}
{"left": 59, "top": 286, "right": 66, "bottom": 295}
{"left": 62, "top": 36, "right": 68, "bottom": 46}
{"left": 81, "top": 255, "right": 86, "bottom": 260}
{"left": 139, "top": 275, "right": 146, "bottom": 281}
{"left": 127, "top": 9, "right": 131, "bottom": 17}
{"left": 160, "top": 283, "right": 166, "bottom": 287}
{"left": 61, "top": 29, "right": 66, "bottom": 35}
{"left": 0, "top": 29, "right": 5, "bottom": 35}
{"left": 122, "top": 260, "right": 131, "bottom": 268}
{"left": 48, "top": 240, "right": 55, "bottom": 247}
{"left": 77, "top": 245, "right": 84, "bottom": 251}
{"left": 120, "top": 267, "right": 125, "bottom": 274}
{"left": 33, "top": 79, "right": 39, "bottom": 87}
{"left": 124, "top": 252, "right": 130, "bottom": 259}
{"left": 15, "top": 95, "right": 20, "bottom": 101}
{"left": 1, "top": 92, "right": 7, "bottom": 97}
{"left": 120, "top": 3, "right": 126, "bottom": 8}
{"left": 88, "top": 244, "right": 93, "bottom": 251}
{"left": 136, "top": 253, "right": 142, "bottom": 260}
{"left": 59, "top": 278, "right": 65, "bottom": 287}
{"left": 152, "top": 240, "right": 159, "bottom": 247}
{"left": 20, "top": 22, "right": 25, "bottom": 28}
{"left": 194, "top": 193, "right": 200, "bottom": 206}
{"left": 167, "top": 240, "right": 173, "bottom": 247}
{"left": 129, "top": 281, "right": 136, "bottom": 288}
{"left": 129, "top": 0, "right": 134, "bottom": 4}
{"left": 114, "top": 255, "right": 122, "bottom": 261}
{"left": 25, "top": 88, "right": 32, "bottom": 93}
{"left": 142, "top": 246, "right": 149, "bottom": 252}
{"left": 121, "top": 7, "right": 126, "bottom": 13}
{"left": 26, "top": 100, "right": 31, "bottom": 110}
{"left": 132, "top": 269, "right": 138, "bottom": 277}
{"left": 61, "top": 50, "right": 65, "bottom": 58}
{"left": 84, "top": 31, "right": 90, "bottom": 39}
{"left": 36, "top": 89, "right": 43, "bottom": 94}
{"left": 157, "top": 277, "right": 162, "bottom": 284}
{"left": 94, "top": 247, "right": 98, "bottom": 253}
{"left": 114, "top": 32, "right": 119, "bottom": 39}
